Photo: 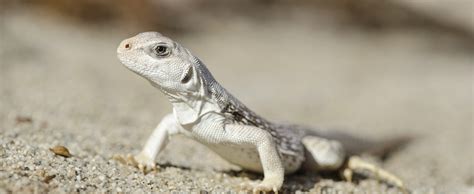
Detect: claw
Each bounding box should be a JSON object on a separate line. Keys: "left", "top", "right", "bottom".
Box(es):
{"left": 113, "top": 153, "right": 158, "bottom": 174}
{"left": 345, "top": 156, "right": 404, "bottom": 188}
{"left": 342, "top": 168, "right": 353, "bottom": 182}
{"left": 241, "top": 181, "right": 257, "bottom": 193}
{"left": 126, "top": 154, "right": 139, "bottom": 167}
{"left": 240, "top": 179, "right": 280, "bottom": 194}
{"left": 112, "top": 154, "right": 128, "bottom": 165}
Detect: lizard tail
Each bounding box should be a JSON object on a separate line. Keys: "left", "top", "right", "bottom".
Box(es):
{"left": 306, "top": 128, "right": 413, "bottom": 160}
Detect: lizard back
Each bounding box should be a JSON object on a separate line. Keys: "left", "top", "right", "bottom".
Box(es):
{"left": 192, "top": 57, "right": 306, "bottom": 158}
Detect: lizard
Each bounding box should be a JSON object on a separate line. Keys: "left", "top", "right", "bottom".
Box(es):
{"left": 115, "top": 32, "right": 405, "bottom": 192}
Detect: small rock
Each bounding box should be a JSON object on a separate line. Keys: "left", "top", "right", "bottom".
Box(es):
{"left": 43, "top": 174, "right": 56, "bottom": 184}
{"left": 0, "top": 146, "right": 5, "bottom": 157}
{"left": 15, "top": 116, "right": 33, "bottom": 124}
{"left": 36, "top": 169, "right": 46, "bottom": 177}
{"left": 67, "top": 168, "right": 76, "bottom": 178}
{"left": 39, "top": 121, "right": 49, "bottom": 129}
{"left": 49, "top": 145, "right": 72, "bottom": 158}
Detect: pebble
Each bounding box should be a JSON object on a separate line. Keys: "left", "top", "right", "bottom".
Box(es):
{"left": 67, "top": 168, "right": 75, "bottom": 178}
{"left": 49, "top": 146, "right": 72, "bottom": 158}
{"left": 0, "top": 146, "right": 6, "bottom": 157}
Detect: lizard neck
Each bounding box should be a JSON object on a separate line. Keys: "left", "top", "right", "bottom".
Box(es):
{"left": 170, "top": 96, "right": 221, "bottom": 126}
{"left": 148, "top": 76, "right": 221, "bottom": 125}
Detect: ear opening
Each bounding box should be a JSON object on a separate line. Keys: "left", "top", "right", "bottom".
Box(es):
{"left": 180, "top": 65, "right": 193, "bottom": 84}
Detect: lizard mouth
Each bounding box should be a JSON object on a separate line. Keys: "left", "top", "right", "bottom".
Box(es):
{"left": 117, "top": 55, "right": 134, "bottom": 68}
{"left": 117, "top": 55, "right": 147, "bottom": 76}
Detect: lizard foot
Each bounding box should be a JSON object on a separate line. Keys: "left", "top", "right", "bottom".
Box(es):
{"left": 240, "top": 179, "right": 281, "bottom": 193}
{"left": 112, "top": 153, "right": 159, "bottom": 174}
{"left": 343, "top": 156, "right": 404, "bottom": 189}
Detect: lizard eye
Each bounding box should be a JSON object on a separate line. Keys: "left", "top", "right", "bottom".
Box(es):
{"left": 154, "top": 45, "right": 170, "bottom": 57}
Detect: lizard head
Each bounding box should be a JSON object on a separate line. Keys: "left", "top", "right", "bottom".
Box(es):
{"left": 117, "top": 32, "right": 222, "bottom": 125}
{"left": 117, "top": 32, "right": 203, "bottom": 98}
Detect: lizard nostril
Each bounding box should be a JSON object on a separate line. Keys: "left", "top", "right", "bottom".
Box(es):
{"left": 125, "top": 43, "right": 131, "bottom": 49}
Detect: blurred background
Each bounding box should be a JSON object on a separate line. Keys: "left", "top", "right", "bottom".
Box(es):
{"left": 1, "top": 0, "right": 473, "bottom": 193}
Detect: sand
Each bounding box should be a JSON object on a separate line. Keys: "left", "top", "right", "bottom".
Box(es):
{"left": 1, "top": 9, "right": 473, "bottom": 193}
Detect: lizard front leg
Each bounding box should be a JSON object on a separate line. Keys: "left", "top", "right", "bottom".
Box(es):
{"left": 224, "top": 124, "right": 284, "bottom": 192}
{"left": 116, "top": 113, "right": 182, "bottom": 172}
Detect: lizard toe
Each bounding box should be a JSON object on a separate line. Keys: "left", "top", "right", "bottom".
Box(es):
{"left": 112, "top": 153, "right": 159, "bottom": 174}
{"left": 133, "top": 152, "right": 158, "bottom": 174}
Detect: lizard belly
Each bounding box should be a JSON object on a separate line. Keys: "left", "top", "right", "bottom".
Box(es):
{"left": 205, "top": 143, "right": 303, "bottom": 174}
{"left": 181, "top": 113, "right": 265, "bottom": 172}
{"left": 206, "top": 143, "right": 263, "bottom": 173}
{"left": 185, "top": 113, "right": 303, "bottom": 174}
{"left": 195, "top": 139, "right": 303, "bottom": 174}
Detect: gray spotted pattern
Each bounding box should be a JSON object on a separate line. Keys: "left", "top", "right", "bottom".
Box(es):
{"left": 192, "top": 57, "right": 306, "bottom": 163}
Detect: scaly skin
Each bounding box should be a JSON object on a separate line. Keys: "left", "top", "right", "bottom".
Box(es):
{"left": 115, "top": 32, "right": 404, "bottom": 192}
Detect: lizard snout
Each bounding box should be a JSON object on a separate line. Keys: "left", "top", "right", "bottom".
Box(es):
{"left": 117, "top": 38, "right": 133, "bottom": 54}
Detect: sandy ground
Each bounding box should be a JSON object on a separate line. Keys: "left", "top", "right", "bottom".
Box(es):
{"left": 1, "top": 10, "right": 473, "bottom": 193}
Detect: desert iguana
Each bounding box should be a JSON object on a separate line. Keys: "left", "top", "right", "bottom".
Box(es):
{"left": 115, "top": 32, "right": 404, "bottom": 192}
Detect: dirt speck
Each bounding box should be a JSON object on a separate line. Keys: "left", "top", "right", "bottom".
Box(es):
{"left": 43, "top": 174, "right": 56, "bottom": 184}
{"left": 15, "top": 116, "right": 32, "bottom": 124}
{"left": 49, "top": 146, "right": 72, "bottom": 158}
